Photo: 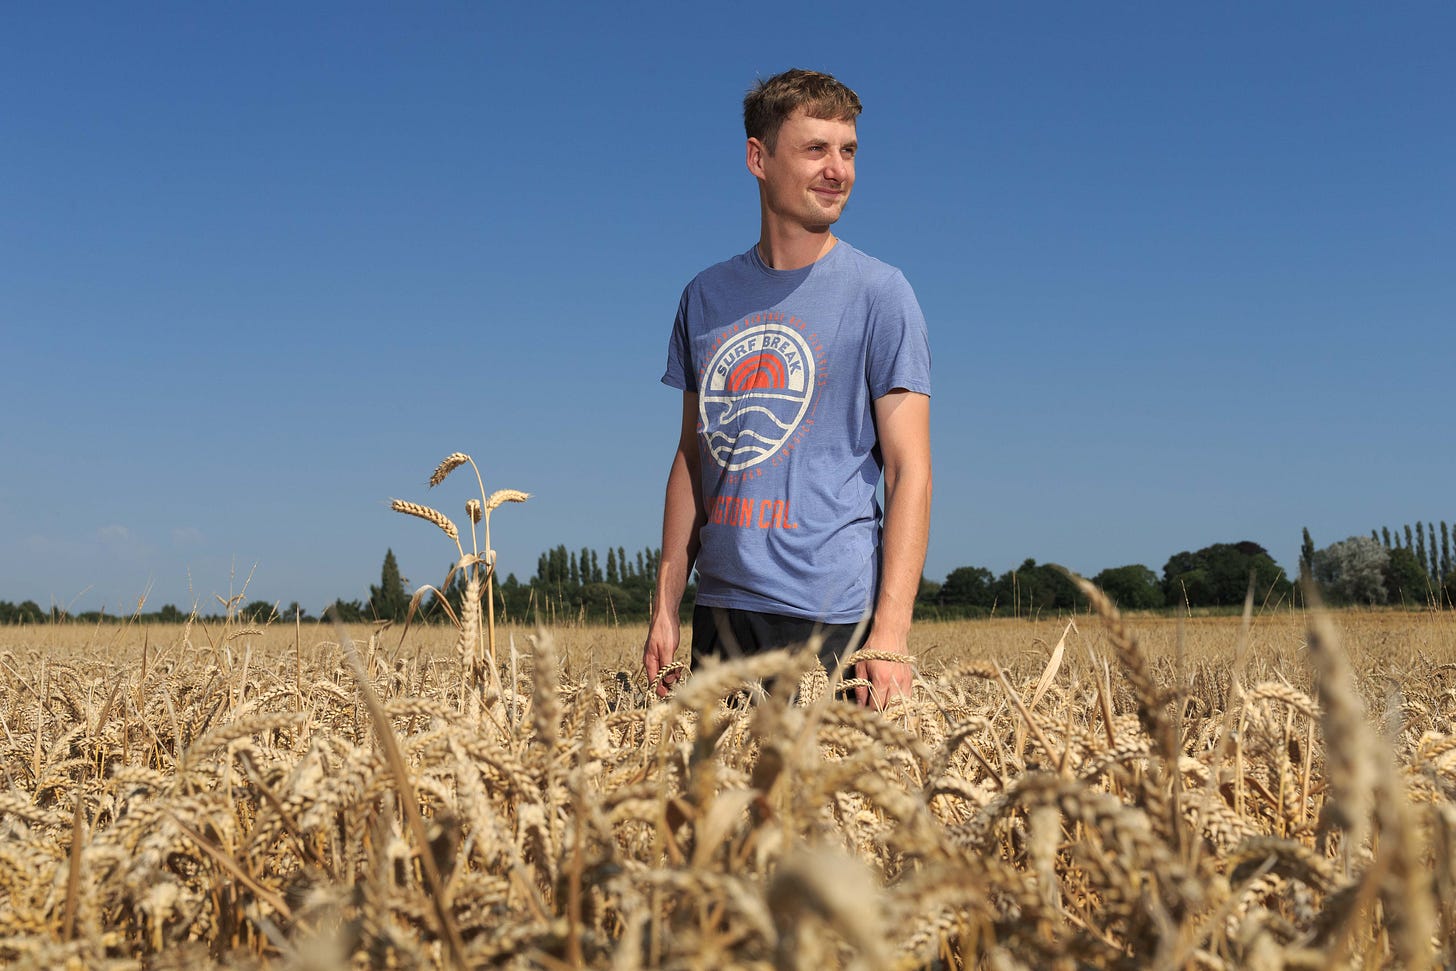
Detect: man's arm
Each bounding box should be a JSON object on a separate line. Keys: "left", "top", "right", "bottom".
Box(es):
{"left": 858, "top": 389, "right": 932, "bottom": 708}
{"left": 643, "top": 392, "right": 705, "bottom": 696}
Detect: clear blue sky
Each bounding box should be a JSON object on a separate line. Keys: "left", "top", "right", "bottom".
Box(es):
{"left": 3, "top": 3, "right": 1452, "bottom": 615}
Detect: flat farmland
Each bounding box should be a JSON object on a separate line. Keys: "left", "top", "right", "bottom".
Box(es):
{"left": 0, "top": 606, "right": 1453, "bottom": 968}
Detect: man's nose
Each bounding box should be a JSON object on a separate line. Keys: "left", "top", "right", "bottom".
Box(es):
{"left": 823, "top": 154, "right": 850, "bottom": 183}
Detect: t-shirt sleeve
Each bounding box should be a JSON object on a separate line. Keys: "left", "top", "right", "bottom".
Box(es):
{"left": 661, "top": 285, "right": 697, "bottom": 392}
{"left": 866, "top": 270, "right": 931, "bottom": 398}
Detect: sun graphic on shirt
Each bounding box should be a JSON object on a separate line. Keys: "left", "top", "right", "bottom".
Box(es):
{"left": 727, "top": 353, "right": 788, "bottom": 391}
{"left": 700, "top": 322, "right": 816, "bottom": 472}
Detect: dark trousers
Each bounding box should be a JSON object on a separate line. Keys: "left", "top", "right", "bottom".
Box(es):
{"left": 691, "top": 604, "right": 870, "bottom": 674}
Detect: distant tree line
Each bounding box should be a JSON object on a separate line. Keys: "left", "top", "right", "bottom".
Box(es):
{"left": 1302, "top": 522, "right": 1455, "bottom": 607}
{"left": 916, "top": 540, "right": 1292, "bottom": 618}
{"left": 326, "top": 544, "right": 683, "bottom": 626}
{"left": 0, "top": 600, "right": 47, "bottom": 624}
{"left": 0, "top": 598, "right": 309, "bottom": 626}
{"left": 8, "top": 525, "right": 1455, "bottom": 626}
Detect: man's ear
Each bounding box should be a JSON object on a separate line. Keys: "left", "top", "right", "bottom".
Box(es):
{"left": 745, "top": 137, "right": 768, "bottom": 180}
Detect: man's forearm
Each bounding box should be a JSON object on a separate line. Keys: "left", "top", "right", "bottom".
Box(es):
{"left": 868, "top": 390, "right": 933, "bottom": 648}
{"left": 652, "top": 450, "right": 703, "bottom": 622}
{"left": 873, "top": 459, "right": 932, "bottom": 642}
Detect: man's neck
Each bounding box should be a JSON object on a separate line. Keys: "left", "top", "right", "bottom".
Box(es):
{"left": 756, "top": 225, "right": 838, "bottom": 271}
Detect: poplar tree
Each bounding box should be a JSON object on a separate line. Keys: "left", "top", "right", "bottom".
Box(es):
{"left": 1416, "top": 526, "right": 1427, "bottom": 576}
{"left": 579, "top": 547, "right": 592, "bottom": 587}
{"left": 1428, "top": 523, "right": 1440, "bottom": 579}
{"left": 1442, "top": 521, "right": 1451, "bottom": 580}
{"left": 1405, "top": 524, "right": 1415, "bottom": 551}
{"left": 1382, "top": 526, "right": 1392, "bottom": 549}
{"left": 569, "top": 551, "right": 579, "bottom": 587}
{"left": 367, "top": 549, "right": 409, "bottom": 622}
{"left": 1300, "top": 528, "right": 1316, "bottom": 577}
{"left": 607, "top": 548, "right": 618, "bottom": 584}
{"left": 618, "top": 546, "right": 628, "bottom": 581}
{"left": 591, "top": 550, "right": 601, "bottom": 583}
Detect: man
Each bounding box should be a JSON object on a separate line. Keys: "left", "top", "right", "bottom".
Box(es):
{"left": 643, "top": 68, "right": 932, "bottom": 709}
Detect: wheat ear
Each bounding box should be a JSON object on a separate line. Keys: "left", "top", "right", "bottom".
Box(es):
{"left": 429, "top": 451, "right": 471, "bottom": 487}
{"left": 485, "top": 489, "right": 531, "bottom": 511}
{"left": 390, "top": 499, "right": 463, "bottom": 552}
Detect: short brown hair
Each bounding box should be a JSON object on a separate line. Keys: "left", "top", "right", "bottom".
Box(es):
{"left": 743, "top": 68, "right": 862, "bottom": 153}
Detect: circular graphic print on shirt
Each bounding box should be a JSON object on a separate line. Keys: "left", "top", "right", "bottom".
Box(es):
{"left": 700, "top": 322, "right": 816, "bottom": 472}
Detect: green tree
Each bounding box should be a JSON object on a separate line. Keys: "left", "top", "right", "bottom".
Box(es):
{"left": 1442, "top": 521, "right": 1451, "bottom": 581}
{"left": 915, "top": 575, "right": 943, "bottom": 610}
{"left": 1300, "top": 528, "right": 1316, "bottom": 578}
{"left": 991, "top": 560, "right": 1085, "bottom": 615}
{"left": 606, "top": 548, "right": 619, "bottom": 584}
{"left": 242, "top": 600, "right": 279, "bottom": 623}
{"left": 368, "top": 548, "right": 409, "bottom": 622}
{"left": 1384, "top": 546, "right": 1429, "bottom": 606}
{"left": 939, "top": 566, "right": 994, "bottom": 610}
{"left": 1162, "top": 541, "right": 1290, "bottom": 608}
{"left": 1093, "top": 564, "right": 1165, "bottom": 609}
{"left": 328, "top": 599, "right": 365, "bottom": 622}
{"left": 0, "top": 601, "right": 46, "bottom": 624}
{"left": 1311, "top": 536, "right": 1388, "bottom": 606}
{"left": 497, "top": 573, "right": 522, "bottom": 623}
{"left": 1381, "top": 526, "right": 1392, "bottom": 549}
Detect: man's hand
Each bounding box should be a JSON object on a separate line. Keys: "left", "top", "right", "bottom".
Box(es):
{"left": 854, "top": 645, "right": 913, "bottom": 709}
{"left": 643, "top": 617, "right": 682, "bottom": 698}
{"left": 857, "top": 656, "right": 913, "bottom": 709}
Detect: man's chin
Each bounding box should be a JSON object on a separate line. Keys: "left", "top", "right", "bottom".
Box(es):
{"left": 808, "top": 206, "right": 845, "bottom": 230}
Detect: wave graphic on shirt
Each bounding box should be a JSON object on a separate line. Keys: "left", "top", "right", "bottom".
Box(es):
{"left": 700, "top": 322, "right": 816, "bottom": 472}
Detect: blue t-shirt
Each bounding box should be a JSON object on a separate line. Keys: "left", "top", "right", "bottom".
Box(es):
{"left": 662, "top": 240, "right": 931, "bottom": 623}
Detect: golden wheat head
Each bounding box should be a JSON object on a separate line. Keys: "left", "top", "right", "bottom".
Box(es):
{"left": 429, "top": 452, "right": 472, "bottom": 488}
{"left": 390, "top": 498, "right": 459, "bottom": 541}
{"left": 485, "top": 489, "right": 531, "bottom": 512}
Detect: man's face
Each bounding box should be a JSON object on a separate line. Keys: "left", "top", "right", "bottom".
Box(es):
{"left": 750, "top": 109, "right": 858, "bottom": 232}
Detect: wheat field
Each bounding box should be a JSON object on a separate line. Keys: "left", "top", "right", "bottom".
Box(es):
{"left": 3, "top": 452, "right": 1452, "bottom": 969}
{"left": 1, "top": 599, "right": 1454, "bottom": 970}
